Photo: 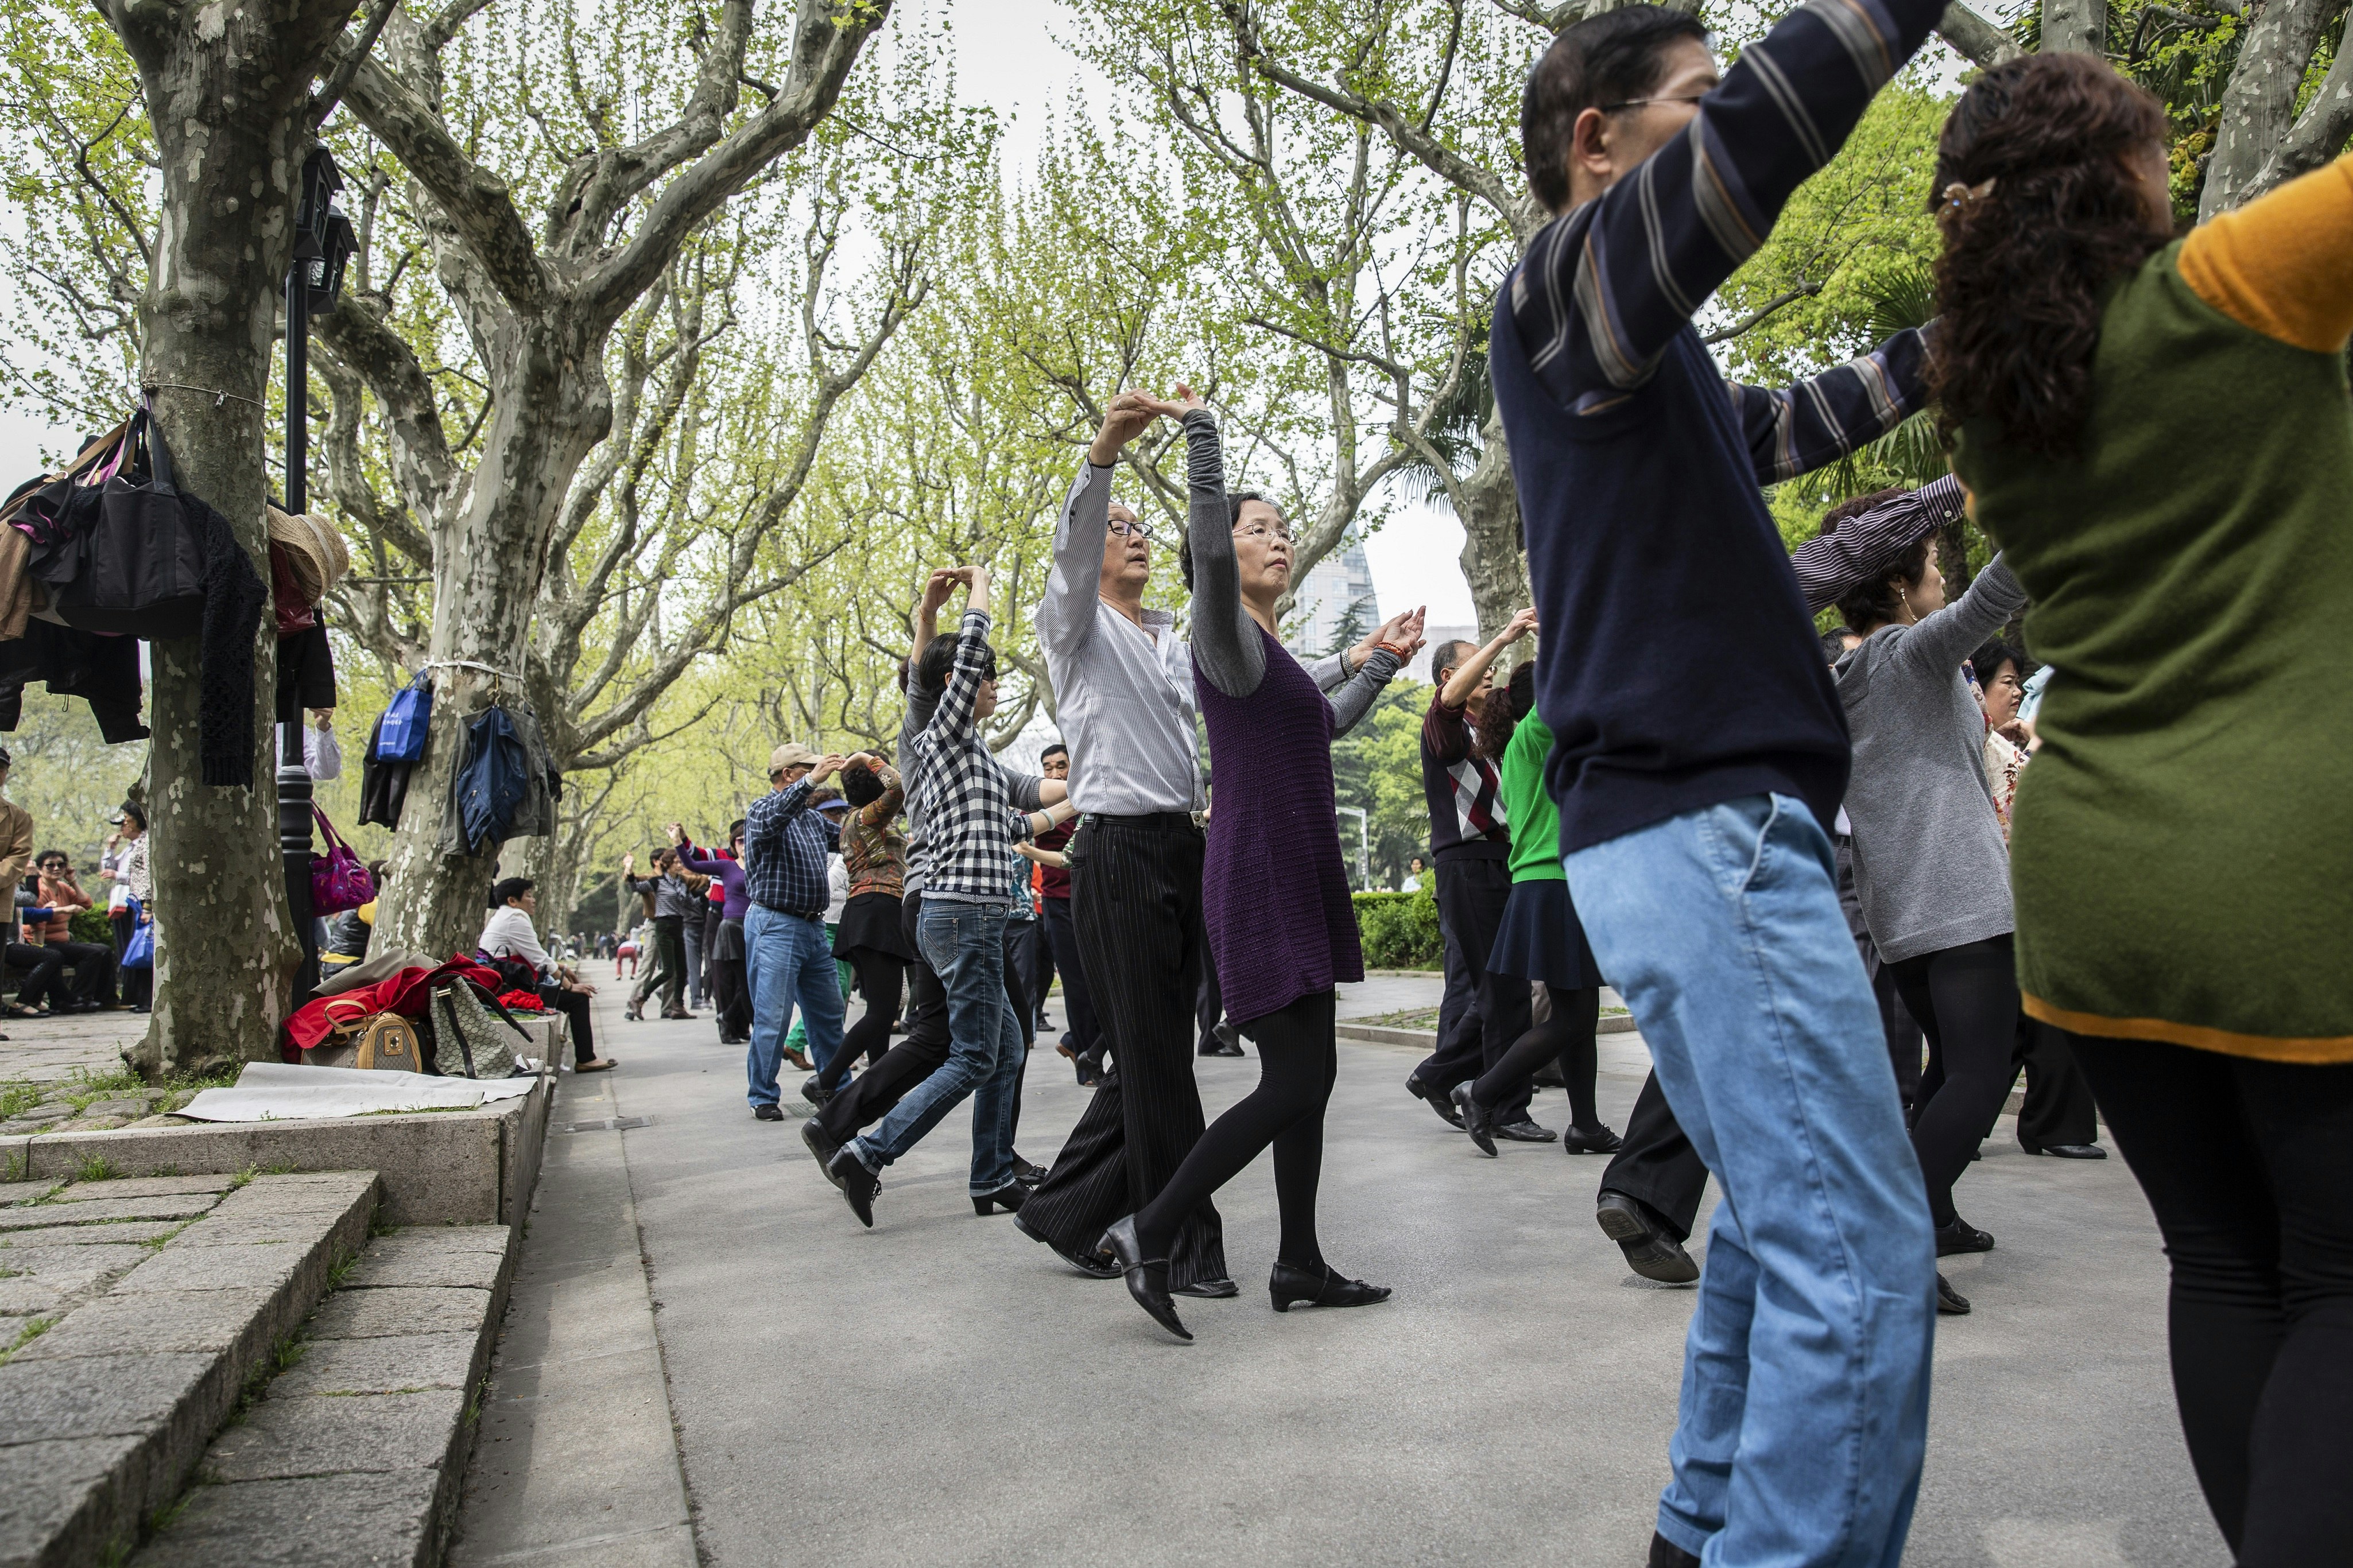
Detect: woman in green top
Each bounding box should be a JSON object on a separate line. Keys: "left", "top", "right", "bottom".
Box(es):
{"left": 1935, "top": 53, "right": 2353, "bottom": 1562}
{"left": 1449, "top": 660, "right": 1621, "bottom": 1157}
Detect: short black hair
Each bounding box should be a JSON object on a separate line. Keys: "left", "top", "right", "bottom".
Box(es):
{"left": 840, "top": 762, "right": 885, "bottom": 809}
{"left": 1040, "top": 743, "right": 1068, "bottom": 763}
{"left": 917, "top": 629, "right": 997, "bottom": 698}
{"left": 1179, "top": 491, "right": 1279, "bottom": 590}
{"left": 1431, "top": 638, "right": 1478, "bottom": 682}
{"left": 35, "top": 848, "right": 69, "bottom": 869}
{"left": 118, "top": 801, "right": 146, "bottom": 832}
{"left": 493, "top": 876, "right": 534, "bottom": 907}
{"left": 1971, "top": 637, "right": 2026, "bottom": 685}
{"left": 728, "top": 818, "right": 746, "bottom": 843}
{"left": 1522, "top": 5, "right": 1711, "bottom": 213}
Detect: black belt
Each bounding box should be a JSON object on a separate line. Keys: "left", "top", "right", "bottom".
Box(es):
{"left": 1086, "top": 812, "right": 1197, "bottom": 831}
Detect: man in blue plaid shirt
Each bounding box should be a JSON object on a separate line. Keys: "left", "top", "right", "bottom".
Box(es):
{"left": 826, "top": 564, "right": 1074, "bottom": 1225}
{"left": 741, "top": 741, "right": 848, "bottom": 1120}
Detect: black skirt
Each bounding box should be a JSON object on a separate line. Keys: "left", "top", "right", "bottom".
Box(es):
{"left": 834, "top": 891, "right": 914, "bottom": 962}
{"left": 711, "top": 916, "right": 745, "bottom": 964}
{"left": 1485, "top": 878, "right": 1602, "bottom": 990}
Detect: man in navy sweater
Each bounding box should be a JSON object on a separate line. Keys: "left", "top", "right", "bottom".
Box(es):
{"left": 1492, "top": 4, "right": 1949, "bottom": 1564}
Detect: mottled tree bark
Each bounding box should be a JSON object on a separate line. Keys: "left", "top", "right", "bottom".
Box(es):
{"left": 2040, "top": 0, "right": 2107, "bottom": 55}
{"left": 1457, "top": 412, "right": 1533, "bottom": 650}
{"left": 99, "top": 0, "right": 362, "bottom": 1075}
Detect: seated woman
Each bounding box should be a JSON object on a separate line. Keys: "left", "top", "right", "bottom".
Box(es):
{"left": 32, "top": 849, "right": 116, "bottom": 1012}
{"left": 480, "top": 876, "right": 615, "bottom": 1073}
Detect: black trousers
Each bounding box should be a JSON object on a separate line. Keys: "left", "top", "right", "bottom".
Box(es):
{"left": 815, "top": 892, "right": 950, "bottom": 1144}
{"left": 48, "top": 941, "right": 115, "bottom": 1007}
{"left": 821, "top": 948, "right": 906, "bottom": 1089}
{"left": 2069, "top": 1034, "right": 2353, "bottom": 1565}
{"left": 1887, "top": 935, "right": 2021, "bottom": 1231}
{"left": 1412, "top": 856, "right": 1528, "bottom": 1119}
{"left": 2014, "top": 1017, "right": 2099, "bottom": 1149}
{"left": 709, "top": 917, "right": 751, "bottom": 1043}
{"left": 1021, "top": 816, "right": 1227, "bottom": 1290}
{"left": 1040, "top": 897, "right": 1103, "bottom": 1061}
{"left": 1599, "top": 1070, "right": 1711, "bottom": 1242}
{"left": 5, "top": 944, "right": 66, "bottom": 1009}
{"left": 1002, "top": 918, "right": 1036, "bottom": 1146}
{"left": 683, "top": 911, "right": 707, "bottom": 1007}
{"left": 1028, "top": 914, "right": 1057, "bottom": 1027}
{"left": 110, "top": 910, "right": 150, "bottom": 1009}
{"left": 542, "top": 987, "right": 595, "bottom": 1065}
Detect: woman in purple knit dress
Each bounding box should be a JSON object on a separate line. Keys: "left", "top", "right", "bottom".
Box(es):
{"left": 1099, "top": 387, "right": 1421, "bottom": 1341}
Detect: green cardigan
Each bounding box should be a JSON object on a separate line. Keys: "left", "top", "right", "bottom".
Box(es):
{"left": 1499, "top": 715, "right": 1565, "bottom": 884}
{"left": 1953, "top": 243, "right": 2353, "bottom": 1062}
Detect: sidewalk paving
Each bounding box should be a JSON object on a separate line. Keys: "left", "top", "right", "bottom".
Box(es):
{"left": 458, "top": 988, "right": 2219, "bottom": 1567}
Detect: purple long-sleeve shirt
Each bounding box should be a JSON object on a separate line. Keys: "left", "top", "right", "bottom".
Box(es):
{"left": 679, "top": 849, "right": 748, "bottom": 922}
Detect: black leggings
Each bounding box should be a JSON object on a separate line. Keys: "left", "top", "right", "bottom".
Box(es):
{"left": 1469, "top": 984, "right": 1604, "bottom": 1131}
{"left": 820, "top": 948, "right": 906, "bottom": 1092}
{"left": 2069, "top": 1034, "right": 2353, "bottom": 1565}
{"left": 1134, "top": 989, "right": 1336, "bottom": 1269}
{"left": 1886, "top": 936, "right": 2020, "bottom": 1229}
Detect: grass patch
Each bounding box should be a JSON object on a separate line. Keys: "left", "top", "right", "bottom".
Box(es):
{"left": 1, "top": 1150, "right": 26, "bottom": 1183}
{"left": 326, "top": 1246, "right": 360, "bottom": 1289}
{"left": 0, "top": 1316, "right": 56, "bottom": 1365}
{"left": 144, "top": 1485, "right": 199, "bottom": 1539}
{"left": 71, "top": 1154, "right": 120, "bottom": 1184}
{"left": 0, "top": 1082, "right": 43, "bottom": 1119}
{"left": 463, "top": 1372, "right": 492, "bottom": 1427}
{"left": 258, "top": 1161, "right": 298, "bottom": 1176}
{"left": 359, "top": 1104, "right": 474, "bottom": 1116}
{"left": 1354, "top": 1008, "right": 1441, "bottom": 1031}
{"left": 227, "top": 1166, "right": 258, "bottom": 1191}
{"left": 224, "top": 1333, "right": 307, "bottom": 1426}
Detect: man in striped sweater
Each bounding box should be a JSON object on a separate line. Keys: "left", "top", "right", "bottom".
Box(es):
{"left": 1490, "top": 2, "right": 1953, "bottom": 1563}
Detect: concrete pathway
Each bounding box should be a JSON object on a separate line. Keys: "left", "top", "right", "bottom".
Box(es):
{"left": 459, "top": 987, "right": 2223, "bottom": 1567}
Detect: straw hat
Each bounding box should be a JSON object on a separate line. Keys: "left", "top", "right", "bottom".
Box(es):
{"left": 266, "top": 506, "right": 351, "bottom": 606}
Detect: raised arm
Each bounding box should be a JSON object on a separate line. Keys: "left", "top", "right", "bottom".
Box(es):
{"left": 1327, "top": 649, "right": 1404, "bottom": 736}
{"left": 1894, "top": 553, "right": 2026, "bottom": 676}
{"left": 857, "top": 760, "right": 904, "bottom": 828}
{"left": 1509, "top": 0, "right": 1948, "bottom": 402}
{"left": 929, "top": 592, "right": 994, "bottom": 746}
{"left": 743, "top": 775, "right": 819, "bottom": 863}
{"left": 1792, "top": 474, "right": 1967, "bottom": 614}
{"left": 2177, "top": 152, "right": 2353, "bottom": 354}
{"left": 1733, "top": 327, "right": 1932, "bottom": 484}
{"left": 1440, "top": 609, "right": 1536, "bottom": 710}
{"left": 1182, "top": 406, "right": 1266, "bottom": 699}
{"left": 1040, "top": 391, "right": 1165, "bottom": 655}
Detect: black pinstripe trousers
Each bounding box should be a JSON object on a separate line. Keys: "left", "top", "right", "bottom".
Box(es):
{"left": 1021, "top": 816, "right": 1228, "bottom": 1290}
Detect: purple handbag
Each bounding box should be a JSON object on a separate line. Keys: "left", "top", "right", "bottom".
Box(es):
{"left": 309, "top": 806, "right": 375, "bottom": 915}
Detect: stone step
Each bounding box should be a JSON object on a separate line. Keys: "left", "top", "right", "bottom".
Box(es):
{"left": 0, "top": 1171, "right": 381, "bottom": 1568}
{"left": 129, "top": 1221, "right": 518, "bottom": 1568}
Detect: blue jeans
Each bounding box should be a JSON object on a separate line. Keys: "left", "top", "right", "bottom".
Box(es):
{"left": 851, "top": 899, "right": 1022, "bottom": 1195}
{"left": 1567, "top": 794, "right": 1935, "bottom": 1567}
{"left": 743, "top": 903, "right": 847, "bottom": 1109}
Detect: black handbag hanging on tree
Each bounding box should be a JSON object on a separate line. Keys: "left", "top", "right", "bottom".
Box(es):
{"left": 27, "top": 406, "right": 209, "bottom": 640}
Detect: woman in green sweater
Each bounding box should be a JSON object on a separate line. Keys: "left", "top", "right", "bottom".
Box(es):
{"left": 1449, "top": 660, "right": 1621, "bottom": 1157}
{"left": 1934, "top": 53, "right": 2353, "bottom": 1564}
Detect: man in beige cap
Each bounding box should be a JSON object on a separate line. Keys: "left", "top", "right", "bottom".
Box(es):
{"left": 740, "top": 740, "right": 848, "bottom": 1119}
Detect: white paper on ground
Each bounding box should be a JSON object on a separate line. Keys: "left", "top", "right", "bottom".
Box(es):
{"left": 177, "top": 1061, "right": 537, "bottom": 1123}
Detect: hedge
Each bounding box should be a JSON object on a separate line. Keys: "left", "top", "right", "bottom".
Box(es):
{"left": 69, "top": 908, "right": 114, "bottom": 946}
{"left": 1352, "top": 888, "right": 1441, "bottom": 970}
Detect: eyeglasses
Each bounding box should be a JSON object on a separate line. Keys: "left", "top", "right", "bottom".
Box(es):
{"left": 1234, "top": 521, "right": 1294, "bottom": 544}
{"left": 1599, "top": 92, "right": 1712, "bottom": 113}
{"left": 1108, "top": 519, "right": 1153, "bottom": 540}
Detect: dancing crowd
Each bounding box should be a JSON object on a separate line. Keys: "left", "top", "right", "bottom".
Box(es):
{"left": 564, "top": 5, "right": 2350, "bottom": 1563}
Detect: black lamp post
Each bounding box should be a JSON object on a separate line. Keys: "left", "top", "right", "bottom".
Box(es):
{"left": 281, "top": 146, "right": 355, "bottom": 1004}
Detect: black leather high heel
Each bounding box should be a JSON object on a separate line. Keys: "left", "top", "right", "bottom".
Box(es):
{"left": 1268, "top": 1260, "right": 1392, "bottom": 1313}
{"left": 1099, "top": 1216, "right": 1191, "bottom": 1341}
{"left": 972, "top": 1182, "right": 1026, "bottom": 1216}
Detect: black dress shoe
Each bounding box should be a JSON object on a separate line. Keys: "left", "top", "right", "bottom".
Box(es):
{"left": 1595, "top": 1192, "right": 1700, "bottom": 1285}
{"left": 753, "top": 1103, "right": 785, "bottom": 1121}
{"left": 1012, "top": 1157, "right": 1048, "bottom": 1187}
{"left": 1406, "top": 1074, "right": 1464, "bottom": 1128}
{"left": 799, "top": 1076, "right": 834, "bottom": 1109}
{"left": 1197, "top": 1025, "right": 1243, "bottom": 1058}
{"left": 801, "top": 1118, "right": 843, "bottom": 1187}
{"left": 2025, "top": 1142, "right": 2107, "bottom": 1159}
{"left": 1649, "top": 1531, "right": 1701, "bottom": 1568}
{"left": 972, "top": 1182, "right": 1026, "bottom": 1216}
{"left": 1936, "top": 1271, "right": 1972, "bottom": 1314}
{"left": 1268, "top": 1260, "right": 1391, "bottom": 1312}
{"left": 1099, "top": 1216, "right": 1191, "bottom": 1341}
{"left": 1451, "top": 1084, "right": 1498, "bottom": 1156}
{"left": 1563, "top": 1123, "right": 1624, "bottom": 1155}
{"left": 1494, "top": 1118, "right": 1557, "bottom": 1143}
{"left": 1935, "top": 1217, "right": 1996, "bottom": 1256}
{"left": 1015, "top": 1209, "right": 1122, "bottom": 1278}
{"left": 1172, "top": 1275, "right": 1239, "bottom": 1299}
{"left": 827, "top": 1148, "right": 878, "bottom": 1228}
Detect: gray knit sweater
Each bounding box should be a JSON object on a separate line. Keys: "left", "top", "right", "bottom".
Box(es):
{"left": 1834, "top": 555, "right": 2026, "bottom": 964}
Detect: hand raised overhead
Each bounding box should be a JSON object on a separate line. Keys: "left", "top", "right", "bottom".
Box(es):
{"left": 1090, "top": 389, "right": 1166, "bottom": 464}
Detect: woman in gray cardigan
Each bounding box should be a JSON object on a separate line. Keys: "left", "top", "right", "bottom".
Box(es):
{"left": 1833, "top": 528, "right": 2026, "bottom": 1318}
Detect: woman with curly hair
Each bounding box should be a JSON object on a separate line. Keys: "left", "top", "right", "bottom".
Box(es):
{"left": 1934, "top": 51, "right": 2353, "bottom": 1563}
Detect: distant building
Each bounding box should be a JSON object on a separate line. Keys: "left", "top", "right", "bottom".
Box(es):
{"left": 1286, "top": 539, "right": 1379, "bottom": 659}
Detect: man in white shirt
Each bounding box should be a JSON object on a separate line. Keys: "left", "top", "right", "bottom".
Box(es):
{"left": 481, "top": 877, "right": 614, "bottom": 1073}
